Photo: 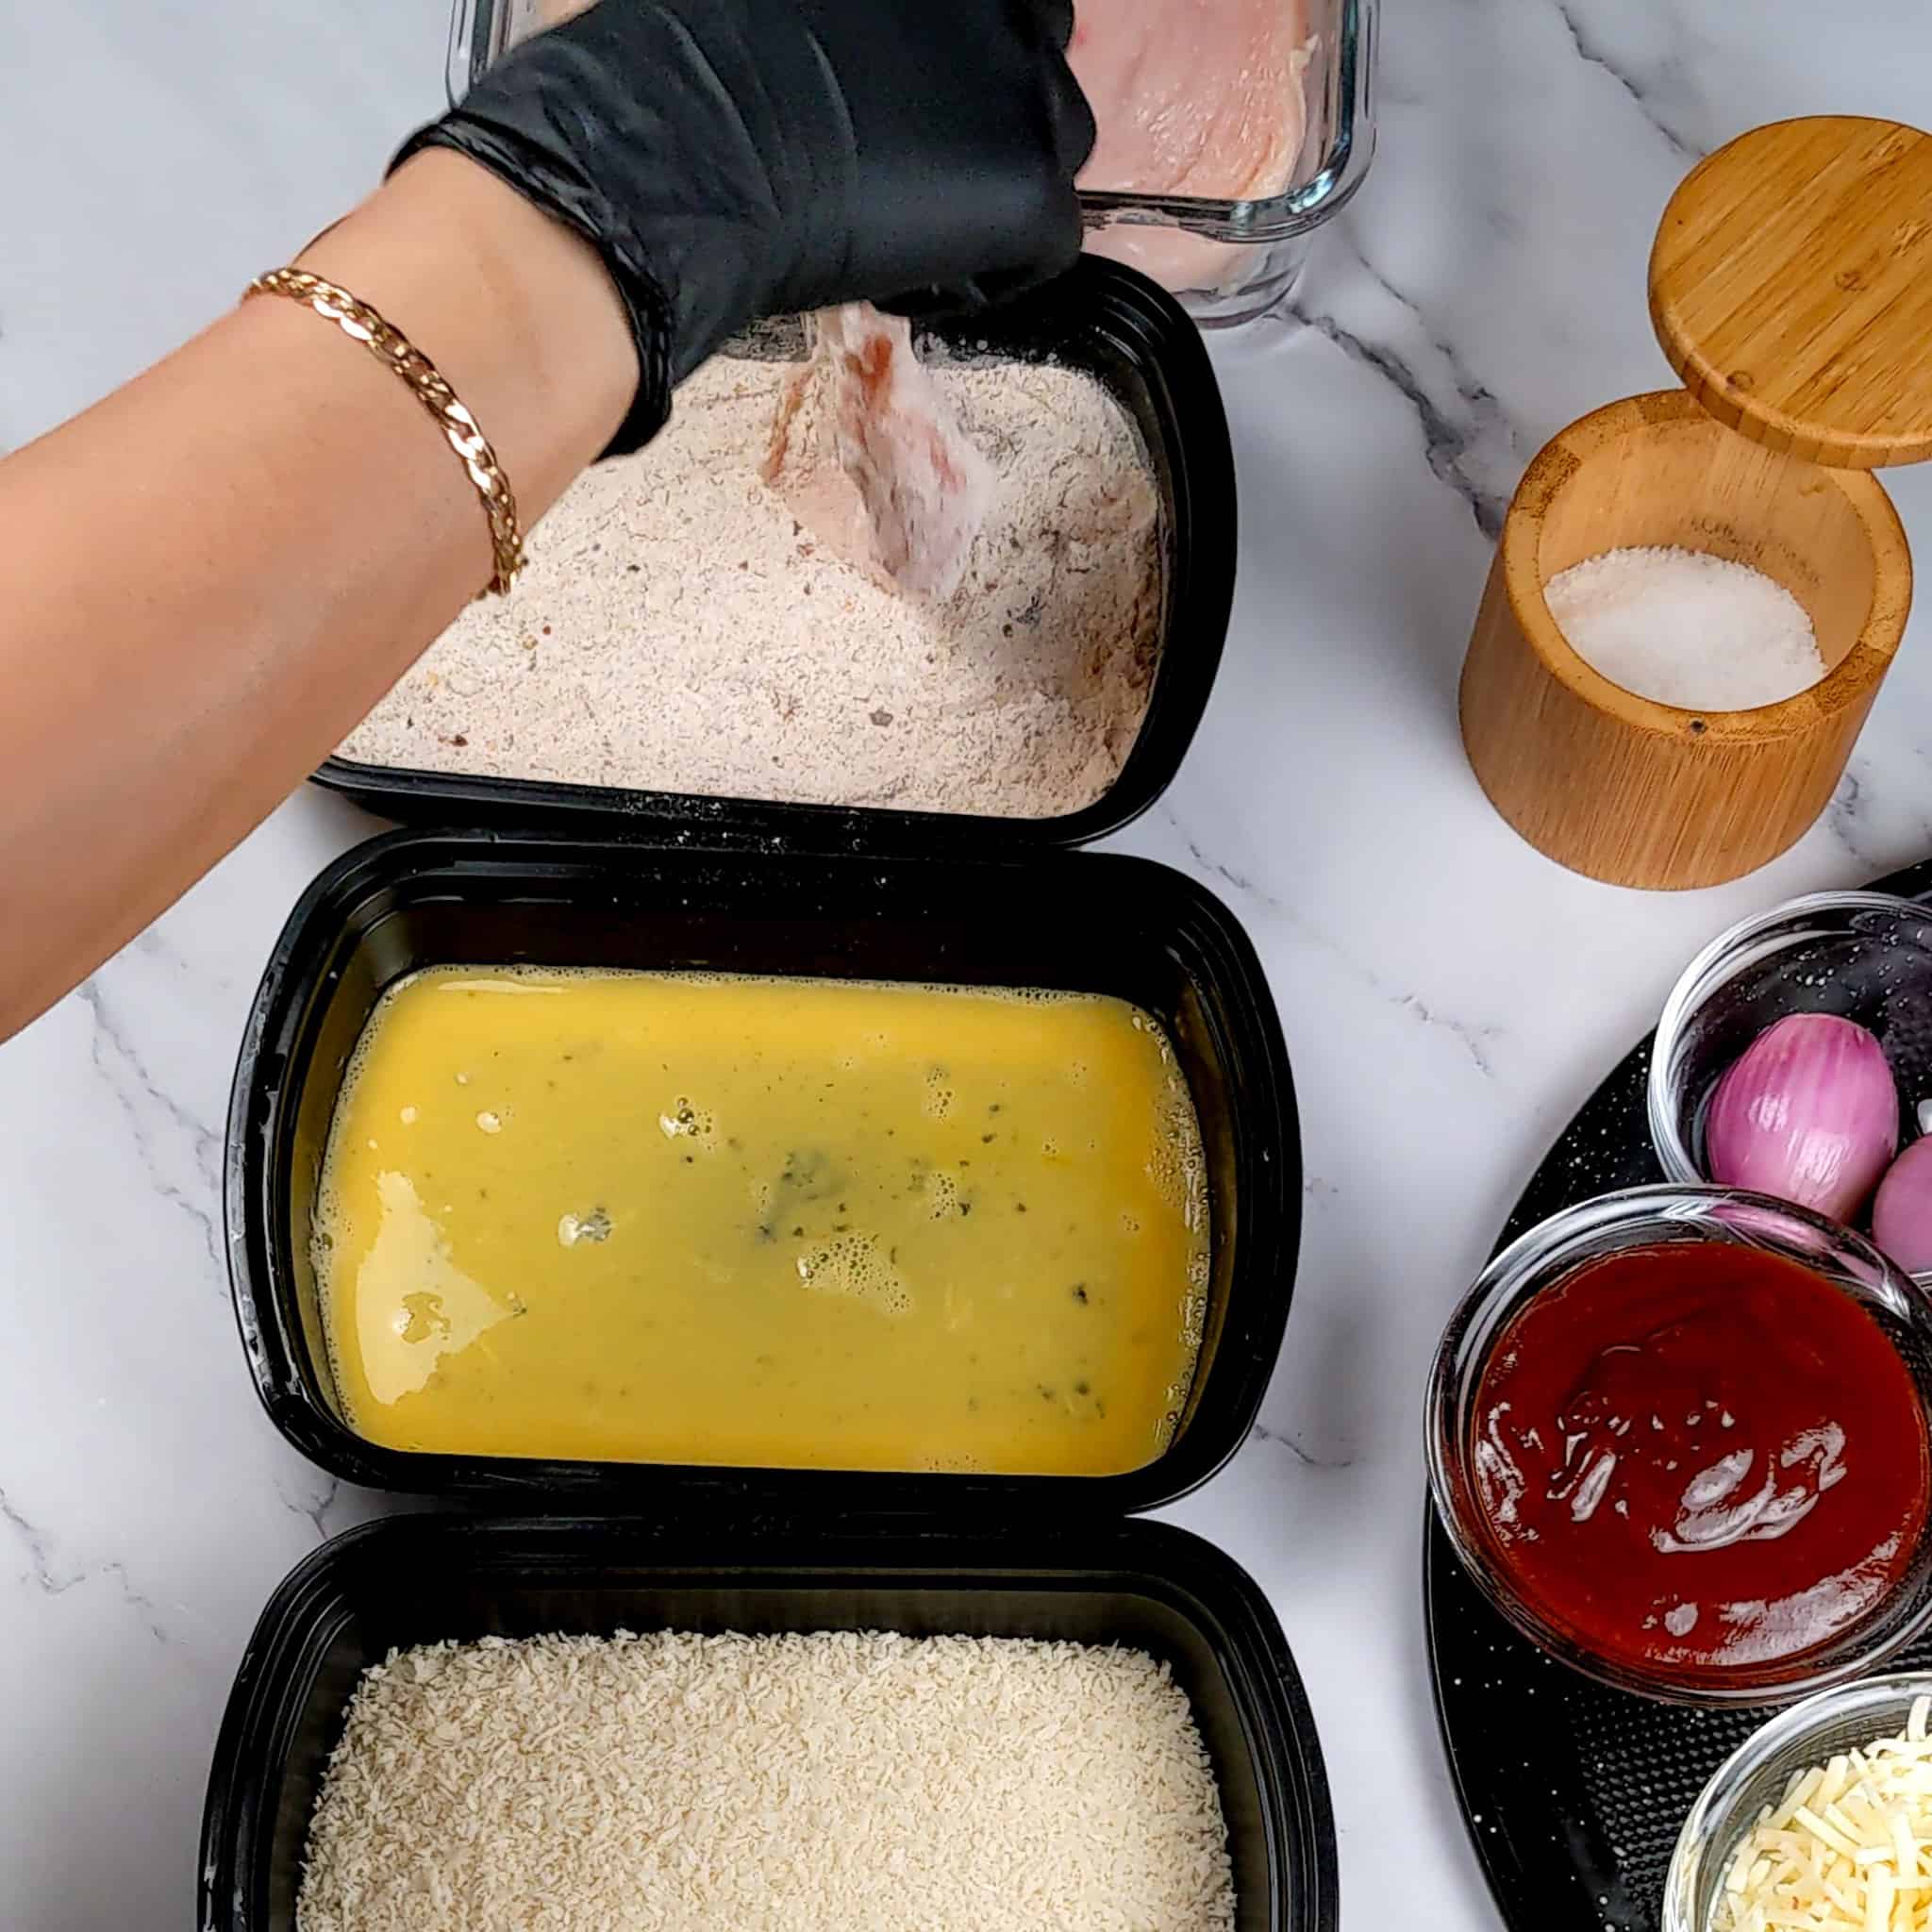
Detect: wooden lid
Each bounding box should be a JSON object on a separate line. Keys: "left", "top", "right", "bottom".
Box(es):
{"left": 1649, "top": 116, "right": 1932, "bottom": 468}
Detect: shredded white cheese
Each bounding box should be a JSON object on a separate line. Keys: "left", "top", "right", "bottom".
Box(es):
{"left": 1716, "top": 1696, "right": 1932, "bottom": 1932}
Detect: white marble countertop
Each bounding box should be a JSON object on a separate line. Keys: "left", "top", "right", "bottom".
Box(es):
{"left": 5, "top": 2, "right": 1932, "bottom": 1924}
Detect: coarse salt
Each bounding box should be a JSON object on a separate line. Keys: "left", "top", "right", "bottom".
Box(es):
{"left": 1544, "top": 545, "right": 1824, "bottom": 711}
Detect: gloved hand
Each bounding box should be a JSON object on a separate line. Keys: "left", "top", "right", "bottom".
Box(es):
{"left": 397, "top": 0, "right": 1096, "bottom": 456}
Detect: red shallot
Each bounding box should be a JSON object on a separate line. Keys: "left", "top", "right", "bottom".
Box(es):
{"left": 1705, "top": 1012, "right": 1898, "bottom": 1223}
{"left": 1874, "top": 1138, "right": 1932, "bottom": 1274}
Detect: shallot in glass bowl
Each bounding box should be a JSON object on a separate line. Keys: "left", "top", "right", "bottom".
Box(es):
{"left": 1648, "top": 891, "right": 1932, "bottom": 1205}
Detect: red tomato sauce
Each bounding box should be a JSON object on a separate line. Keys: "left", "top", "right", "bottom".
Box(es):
{"left": 1471, "top": 1242, "right": 1930, "bottom": 1678}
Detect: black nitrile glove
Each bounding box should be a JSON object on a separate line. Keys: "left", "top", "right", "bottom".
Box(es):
{"left": 396, "top": 0, "right": 1095, "bottom": 456}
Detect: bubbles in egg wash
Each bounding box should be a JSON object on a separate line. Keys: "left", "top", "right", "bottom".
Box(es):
{"left": 311, "top": 963, "right": 1212, "bottom": 1475}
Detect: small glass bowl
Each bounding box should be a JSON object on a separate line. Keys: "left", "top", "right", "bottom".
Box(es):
{"left": 1425, "top": 1183, "right": 1932, "bottom": 1705}
{"left": 446, "top": 0, "right": 1379, "bottom": 329}
{"left": 1649, "top": 891, "right": 1932, "bottom": 1195}
{"left": 1663, "top": 1672, "right": 1932, "bottom": 1932}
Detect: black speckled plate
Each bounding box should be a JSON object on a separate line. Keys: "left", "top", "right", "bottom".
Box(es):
{"left": 1425, "top": 858, "right": 1932, "bottom": 1932}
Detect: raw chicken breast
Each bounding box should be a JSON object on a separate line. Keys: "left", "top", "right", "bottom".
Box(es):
{"left": 767, "top": 306, "right": 994, "bottom": 603}
{"left": 1071, "top": 0, "right": 1312, "bottom": 291}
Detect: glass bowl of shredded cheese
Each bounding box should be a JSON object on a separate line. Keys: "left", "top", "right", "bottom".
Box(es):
{"left": 1666, "top": 1674, "right": 1932, "bottom": 1932}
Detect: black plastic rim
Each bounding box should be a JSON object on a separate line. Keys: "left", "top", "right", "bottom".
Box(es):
{"left": 312, "top": 258, "right": 1238, "bottom": 857}
{"left": 225, "top": 827, "right": 1300, "bottom": 1512}
{"left": 200, "top": 1517, "right": 1338, "bottom": 1932}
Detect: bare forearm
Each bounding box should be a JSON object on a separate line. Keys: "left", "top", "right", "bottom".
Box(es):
{"left": 0, "top": 153, "right": 634, "bottom": 1040}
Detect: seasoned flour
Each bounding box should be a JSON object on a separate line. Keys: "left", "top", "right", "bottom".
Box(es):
{"left": 340, "top": 355, "right": 1164, "bottom": 818}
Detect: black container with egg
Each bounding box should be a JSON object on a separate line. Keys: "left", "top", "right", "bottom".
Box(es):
{"left": 238, "top": 253, "right": 1272, "bottom": 1505}
{"left": 208, "top": 256, "right": 1330, "bottom": 1926}
{"left": 227, "top": 828, "right": 1296, "bottom": 1511}
{"left": 211, "top": 831, "right": 1324, "bottom": 1924}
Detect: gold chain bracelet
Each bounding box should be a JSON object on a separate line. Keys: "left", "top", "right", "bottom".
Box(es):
{"left": 243, "top": 267, "right": 525, "bottom": 598}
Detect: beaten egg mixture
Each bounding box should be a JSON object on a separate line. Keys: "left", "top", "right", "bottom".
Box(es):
{"left": 314, "top": 968, "right": 1210, "bottom": 1474}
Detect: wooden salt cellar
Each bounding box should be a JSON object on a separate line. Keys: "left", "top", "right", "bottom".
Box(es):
{"left": 1460, "top": 117, "right": 1931, "bottom": 890}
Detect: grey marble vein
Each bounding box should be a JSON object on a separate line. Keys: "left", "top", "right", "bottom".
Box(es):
{"left": 74, "top": 976, "right": 225, "bottom": 1274}
{"left": 1394, "top": 991, "right": 1502, "bottom": 1079}
{"left": 1280, "top": 280, "right": 1513, "bottom": 540}
{"left": 1551, "top": 1, "right": 1707, "bottom": 158}
{"left": 1824, "top": 759, "right": 1932, "bottom": 881}
{"left": 0, "top": 1484, "right": 169, "bottom": 1643}
{"left": 277, "top": 1473, "right": 345, "bottom": 1545}
{"left": 1160, "top": 808, "right": 1506, "bottom": 1078}
{"left": 1250, "top": 1421, "right": 1357, "bottom": 1472}
{"left": 1828, "top": 767, "right": 1878, "bottom": 867}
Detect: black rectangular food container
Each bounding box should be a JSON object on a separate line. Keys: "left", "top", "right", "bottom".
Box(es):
{"left": 211, "top": 257, "right": 1324, "bottom": 1930}
{"left": 310, "top": 257, "right": 1235, "bottom": 854}
{"left": 226, "top": 826, "right": 1298, "bottom": 1509}
{"left": 199, "top": 1516, "right": 1336, "bottom": 1932}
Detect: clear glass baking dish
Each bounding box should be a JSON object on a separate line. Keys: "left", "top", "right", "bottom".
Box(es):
{"left": 446, "top": 0, "right": 1377, "bottom": 328}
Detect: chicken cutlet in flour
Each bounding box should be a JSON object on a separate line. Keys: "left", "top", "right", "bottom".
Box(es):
{"left": 774, "top": 305, "right": 996, "bottom": 602}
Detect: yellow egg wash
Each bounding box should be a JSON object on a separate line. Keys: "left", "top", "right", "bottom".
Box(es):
{"left": 313, "top": 968, "right": 1210, "bottom": 1474}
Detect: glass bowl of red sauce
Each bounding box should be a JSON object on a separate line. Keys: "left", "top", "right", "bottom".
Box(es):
{"left": 1427, "top": 1184, "right": 1932, "bottom": 1704}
